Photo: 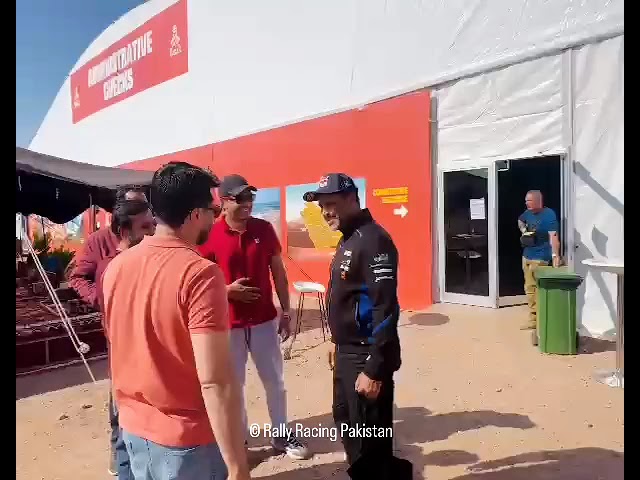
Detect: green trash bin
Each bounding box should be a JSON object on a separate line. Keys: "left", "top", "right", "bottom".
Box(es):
{"left": 534, "top": 266, "right": 584, "bottom": 355}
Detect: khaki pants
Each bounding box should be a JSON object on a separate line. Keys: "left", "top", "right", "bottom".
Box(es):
{"left": 522, "top": 258, "right": 549, "bottom": 328}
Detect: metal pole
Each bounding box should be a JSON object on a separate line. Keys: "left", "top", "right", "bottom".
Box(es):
{"left": 615, "top": 274, "right": 624, "bottom": 384}
{"left": 593, "top": 272, "right": 624, "bottom": 388}
{"left": 20, "top": 224, "right": 97, "bottom": 383}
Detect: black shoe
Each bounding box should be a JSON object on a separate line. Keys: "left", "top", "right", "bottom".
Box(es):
{"left": 348, "top": 455, "right": 413, "bottom": 479}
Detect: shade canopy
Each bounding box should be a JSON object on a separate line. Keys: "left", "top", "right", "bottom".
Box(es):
{"left": 16, "top": 147, "right": 153, "bottom": 224}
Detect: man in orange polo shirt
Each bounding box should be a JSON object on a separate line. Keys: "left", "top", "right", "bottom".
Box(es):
{"left": 95, "top": 198, "right": 155, "bottom": 480}
{"left": 68, "top": 185, "right": 151, "bottom": 477}
{"left": 102, "top": 163, "right": 250, "bottom": 480}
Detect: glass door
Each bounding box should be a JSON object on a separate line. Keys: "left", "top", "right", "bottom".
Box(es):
{"left": 495, "top": 159, "right": 528, "bottom": 307}
{"left": 438, "top": 167, "right": 497, "bottom": 307}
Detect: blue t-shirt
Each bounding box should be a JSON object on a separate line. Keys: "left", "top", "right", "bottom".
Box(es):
{"left": 519, "top": 207, "right": 558, "bottom": 262}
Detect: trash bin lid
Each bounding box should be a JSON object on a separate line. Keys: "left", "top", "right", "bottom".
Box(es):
{"left": 535, "top": 266, "right": 584, "bottom": 287}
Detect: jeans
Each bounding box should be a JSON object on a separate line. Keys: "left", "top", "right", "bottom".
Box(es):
{"left": 122, "top": 431, "right": 228, "bottom": 480}
{"left": 230, "top": 319, "right": 287, "bottom": 436}
{"left": 109, "top": 387, "right": 133, "bottom": 479}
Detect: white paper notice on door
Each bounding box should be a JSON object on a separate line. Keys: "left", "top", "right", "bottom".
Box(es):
{"left": 469, "top": 198, "right": 486, "bottom": 220}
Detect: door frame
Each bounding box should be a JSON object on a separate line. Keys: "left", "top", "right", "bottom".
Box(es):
{"left": 437, "top": 163, "right": 498, "bottom": 308}
{"left": 436, "top": 151, "right": 572, "bottom": 309}
{"left": 494, "top": 153, "right": 571, "bottom": 307}
{"left": 493, "top": 159, "right": 526, "bottom": 307}
{"left": 561, "top": 148, "right": 575, "bottom": 269}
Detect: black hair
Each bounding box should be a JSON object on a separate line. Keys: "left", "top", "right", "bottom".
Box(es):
{"left": 111, "top": 199, "right": 151, "bottom": 237}
{"left": 150, "top": 162, "right": 220, "bottom": 228}
{"left": 115, "top": 185, "right": 147, "bottom": 204}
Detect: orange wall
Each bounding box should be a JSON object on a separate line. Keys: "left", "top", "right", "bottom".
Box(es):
{"left": 125, "top": 91, "right": 433, "bottom": 310}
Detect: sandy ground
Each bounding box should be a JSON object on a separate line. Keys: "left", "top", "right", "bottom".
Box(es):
{"left": 16, "top": 303, "right": 624, "bottom": 480}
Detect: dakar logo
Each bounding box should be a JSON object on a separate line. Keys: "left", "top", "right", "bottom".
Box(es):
{"left": 73, "top": 87, "right": 80, "bottom": 109}
{"left": 169, "top": 25, "right": 182, "bottom": 57}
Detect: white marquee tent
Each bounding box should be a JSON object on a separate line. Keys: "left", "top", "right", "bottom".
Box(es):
{"left": 29, "top": 0, "right": 623, "bottom": 337}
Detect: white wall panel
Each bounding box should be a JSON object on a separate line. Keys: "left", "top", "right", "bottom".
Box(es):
{"left": 350, "top": 0, "right": 622, "bottom": 101}
{"left": 30, "top": 0, "right": 623, "bottom": 166}
{"left": 30, "top": 0, "right": 216, "bottom": 164}
{"left": 573, "top": 36, "right": 624, "bottom": 337}
{"left": 435, "top": 54, "right": 563, "bottom": 164}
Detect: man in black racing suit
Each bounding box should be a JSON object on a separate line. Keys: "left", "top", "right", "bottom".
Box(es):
{"left": 303, "top": 174, "right": 411, "bottom": 479}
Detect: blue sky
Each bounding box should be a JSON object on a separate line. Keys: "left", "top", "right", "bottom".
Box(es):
{"left": 16, "top": 0, "right": 145, "bottom": 147}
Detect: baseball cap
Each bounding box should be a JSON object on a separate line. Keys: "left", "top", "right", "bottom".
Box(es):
{"left": 219, "top": 174, "right": 257, "bottom": 197}
{"left": 303, "top": 173, "right": 358, "bottom": 202}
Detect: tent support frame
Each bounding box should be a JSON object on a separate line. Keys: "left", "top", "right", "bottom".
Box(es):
{"left": 19, "top": 223, "right": 97, "bottom": 383}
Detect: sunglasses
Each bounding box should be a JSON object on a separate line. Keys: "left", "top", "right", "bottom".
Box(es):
{"left": 229, "top": 192, "right": 256, "bottom": 204}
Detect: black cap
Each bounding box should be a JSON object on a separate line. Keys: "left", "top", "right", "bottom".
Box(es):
{"left": 219, "top": 174, "right": 257, "bottom": 197}
{"left": 303, "top": 173, "right": 358, "bottom": 202}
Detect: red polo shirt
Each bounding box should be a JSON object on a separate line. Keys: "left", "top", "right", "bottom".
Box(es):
{"left": 199, "top": 217, "right": 280, "bottom": 329}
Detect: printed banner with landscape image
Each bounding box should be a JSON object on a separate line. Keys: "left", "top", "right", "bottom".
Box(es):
{"left": 285, "top": 179, "right": 366, "bottom": 261}
{"left": 252, "top": 187, "right": 282, "bottom": 239}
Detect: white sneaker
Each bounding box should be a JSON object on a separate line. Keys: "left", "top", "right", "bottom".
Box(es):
{"left": 272, "top": 433, "right": 311, "bottom": 460}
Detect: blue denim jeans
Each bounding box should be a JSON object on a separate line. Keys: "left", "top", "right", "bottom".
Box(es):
{"left": 109, "top": 388, "right": 133, "bottom": 480}
{"left": 122, "top": 431, "right": 228, "bottom": 480}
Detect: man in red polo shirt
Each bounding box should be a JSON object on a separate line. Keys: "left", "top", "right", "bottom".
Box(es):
{"left": 199, "top": 174, "right": 310, "bottom": 460}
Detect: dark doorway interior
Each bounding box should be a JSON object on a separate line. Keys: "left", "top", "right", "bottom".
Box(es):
{"left": 443, "top": 169, "right": 489, "bottom": 297}
{"left": 497, "top": 156, "right": 562, "bottom": 297}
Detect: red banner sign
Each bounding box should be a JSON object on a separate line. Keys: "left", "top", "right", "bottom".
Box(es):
{"left": 70, "top": 0, "right": 188, "bottom": 123}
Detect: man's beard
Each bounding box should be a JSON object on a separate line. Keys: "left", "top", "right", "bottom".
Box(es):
{"left": 195, "top": 228, "right": 210, "bottom": 246}
{"left": 127, "top": 234, "right": 145, "bottom": 248}
{"left": 325, "top": 216, "right": 340, "bottom": 231}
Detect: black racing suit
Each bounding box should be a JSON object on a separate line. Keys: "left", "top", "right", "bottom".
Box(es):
{"left": 327, "top": 208, "right": 402, "bottom": 472}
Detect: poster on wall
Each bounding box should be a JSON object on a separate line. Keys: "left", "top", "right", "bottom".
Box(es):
{"left": 285, "top": 178, "right": 366, "bottom": 261}
{"left": 469, "top": 198, "right": 486, "bottom": 220}
{"left": 252, "top": 187, "right": 282, "bottom": 239}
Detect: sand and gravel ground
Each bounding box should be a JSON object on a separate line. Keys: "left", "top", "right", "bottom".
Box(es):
{"left": 17, "top": 303, "right": 624, "bottom": 479}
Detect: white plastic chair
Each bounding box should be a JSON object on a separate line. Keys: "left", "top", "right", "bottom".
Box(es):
{"left": 289, "top": 282, "right": 330, "bottom": 351}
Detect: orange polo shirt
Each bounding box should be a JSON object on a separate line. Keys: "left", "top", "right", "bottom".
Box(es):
{"left": 102, "top": 235, "right": 228, "bottom": 447}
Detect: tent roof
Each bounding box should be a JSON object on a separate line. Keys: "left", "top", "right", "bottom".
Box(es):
{"left": 16, "top": 147, "right": 153, "bottom": 188}
{"left": 16, "top": 147, "right": 153, "bottom": 224}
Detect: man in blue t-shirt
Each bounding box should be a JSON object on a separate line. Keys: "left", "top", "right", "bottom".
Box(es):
{"left": 518, "top": 190, "right": 561, "bottom": 337}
